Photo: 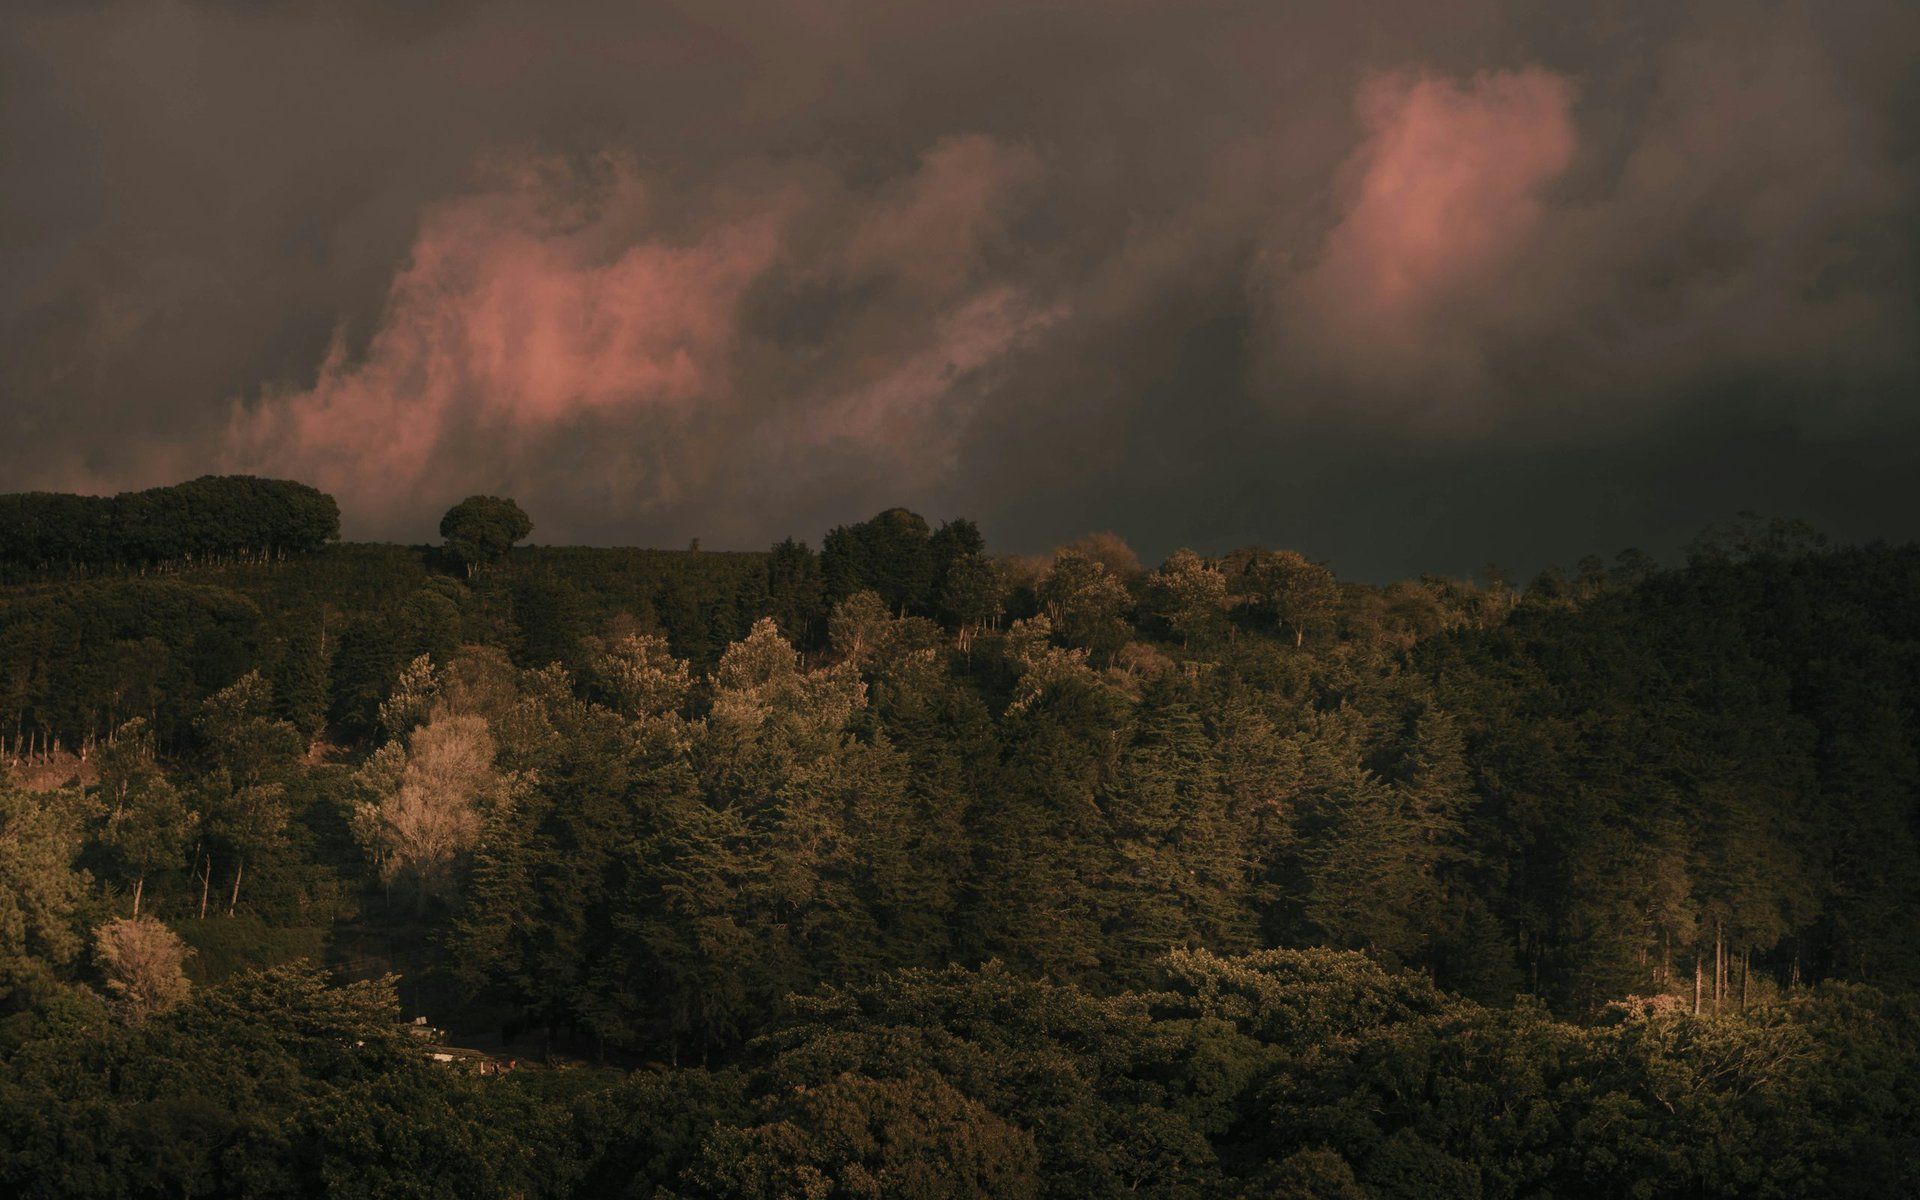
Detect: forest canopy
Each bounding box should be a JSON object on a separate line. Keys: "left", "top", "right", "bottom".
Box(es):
{"left": 1, "top": 484, "right": 1916, "bottom": 1198}
{"left": 0, "top": 476, "right": 339, "bottom": 574}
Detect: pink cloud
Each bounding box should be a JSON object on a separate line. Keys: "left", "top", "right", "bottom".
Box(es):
{"left": 818, "top": 285, "right": 1066, "bottom": 466}
{"left": 219, "top": 137, "right": 1065, "bottom": 537}
{"left": 845, "top": 134, "right": 1041, "bottom": 294}
{"left": 221, "top": 154, "right": 786, "bottom": 524}
{"left": 1267, "top": 67, "right": 1577, "bottom": 413}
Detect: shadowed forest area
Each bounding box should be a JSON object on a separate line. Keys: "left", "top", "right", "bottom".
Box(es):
{"left": 2, "top": 479, "right": 1917, "bottom": 1199}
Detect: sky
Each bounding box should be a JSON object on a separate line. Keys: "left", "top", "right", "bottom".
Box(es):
{"left": 2, "top": 0, "right": 1915, "bottom": 580}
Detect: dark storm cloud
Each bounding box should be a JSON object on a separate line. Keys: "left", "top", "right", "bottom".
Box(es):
{"left": 1, "top": 0, "right": 1914, "bottom": 578}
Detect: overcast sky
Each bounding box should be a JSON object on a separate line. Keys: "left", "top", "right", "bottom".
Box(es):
{"left": 3, "top": 0, "right": 1915, "bottom": 579}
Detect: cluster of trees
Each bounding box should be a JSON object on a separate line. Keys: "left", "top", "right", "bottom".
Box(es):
{"left": 0, "top": 477, "right": 339, "bottom": 575}
{"left": 0, "top": 950, "right": 1914, "bottom": 1198}
{"left": 2, "top": 493, "right": 1918, "bottom": 1195}
{"left": 0, "top": 579, "right": 271, "bottom": 754}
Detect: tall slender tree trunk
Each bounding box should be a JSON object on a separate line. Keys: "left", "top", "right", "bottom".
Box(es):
{"left": 1714, "top": 923, "right": 1724, "bottom": 1013}
{"left": 1741, "top": 947, "right": 1749, "bottom": 1011}
{"left": 199, "top": 854, "right": 212, "bottom": 919}
{"left": 131, "top": 875, "right": 144, "bottom": 917}
{"left": 228, "top": 857, "right": 243, "bottom": 917}
{"left": 1693, "top": 954, "right": 1703, "bottom": 1015}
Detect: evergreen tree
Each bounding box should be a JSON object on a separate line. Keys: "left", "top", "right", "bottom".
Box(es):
{"left": 765, "top": 538, "right": 825, "bottom": 644}
{"left": 1096, "top": 681, "right": 1252, "bottom": 975}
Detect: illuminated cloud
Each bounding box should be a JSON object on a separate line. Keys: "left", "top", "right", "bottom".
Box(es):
{"left": 1264, "top": 67, "right": 1578, "bottom": 421}
{"left": 219, "top": 137, "right": 1058, "bottom": 536}
{"left": 4, "top": 1, "right": 1916, "bottom": 570}
{"left": 846, "top": 134, "right": 1042, "bottom": 294}
{"left": 808, "top": 285, "right": 1067, "bottom": 468}
{"left": 222, "top": 155, "right": 786, "bottom": 523}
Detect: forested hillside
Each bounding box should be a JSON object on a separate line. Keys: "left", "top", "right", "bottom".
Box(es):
{"left": 3, "top": 487, "right": 1916, "bottom": 1198}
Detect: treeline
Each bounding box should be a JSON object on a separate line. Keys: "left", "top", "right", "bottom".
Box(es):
{"left": 3, "top": 495, "right": 1918, "bottom": 1196}
{"left": 1425, "top": 540, "right": 1920, "bottom": 1010}
{"left": 0, "top": 476, "right": 339, "bottom": 575}
{"left": 0, "top": 546, "right": 772, "bottom": 753}
{"left": 0, "top": 498, "right": 1474, "bottom": 753}
{"left": 3, "top": 507, "right": 1915, "bottom": 1022}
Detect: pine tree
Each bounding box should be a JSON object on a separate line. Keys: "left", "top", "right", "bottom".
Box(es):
{"left": 1096, "top": 684, "right": 1252, "bottom": 976}
{"left": 1291, "top": 715, "right": 1431, "bottom": 965}
{"left": 270, "top": 613, "right": 331, "bottom": 743}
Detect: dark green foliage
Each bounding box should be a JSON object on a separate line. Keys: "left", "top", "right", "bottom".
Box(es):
{"left": 4, "top": 488, "right": 1920, "bottom": 1197}
{"left": 2, "top": 953, "right": 1912, "bottom": 1199}
{"left": 659, "top": 953, "right": 1920, "bottom": 1199}
{"left": 0, "top": 476, "right": 338, "bottom": 576}
{"left": 1038, "top": 549, "right": 1134, "bottom": 658}
{"left": 438, "top": 496, "right": 533, "bottom": 573}
{"left": 0, "top": 579, "right": 268, "bottom": 747}
{"left": 764, "top": 537, "right": 824, "bottom": 643}
{"left": 0, "top": 783, "right": 91, "bottom": 1011}
{"left": 0, "top": 965, "right": 572, "bottom": 1200}
{"left": 961, "top": 665, "right": 1130, "bottom": 980}
{"left": 509, "top": 569, "right": 589, "bottom": 669}
{"left": 1418, "top": 542, "right": 1920, "bottom": 1005}
{"left": 271, "top": 614, "right": 332, "bottom": 739}
{"left": 571, "top": 1068, "right": 750, "bottom": 1198}
{"left": 821, "top": 507, "right": 980, "bottom": 616}
{"left": 174, "top": 917, "right": 328, "bottom": 986}
{"left": 326, "top": 588, "right": 463, "bottom": 739}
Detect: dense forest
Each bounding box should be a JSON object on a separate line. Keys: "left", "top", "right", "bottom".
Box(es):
{"left": 0, "top": 476, "right": 340, "bottom": 577}
{"left": 2, "top": 484, "right": 1916, "bottom": 1199}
